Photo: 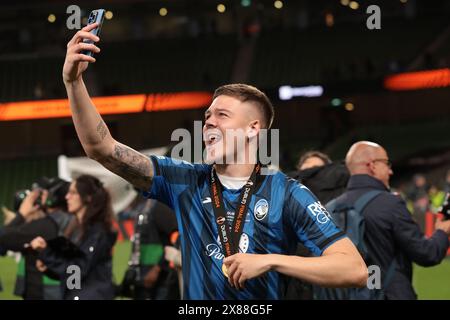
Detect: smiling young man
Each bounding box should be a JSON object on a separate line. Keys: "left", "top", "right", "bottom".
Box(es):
{"left": 62, "top": 23, "right": 367, "bottom": 299}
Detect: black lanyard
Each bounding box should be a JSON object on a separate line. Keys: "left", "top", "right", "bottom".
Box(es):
{"left": 209, "top": 163, "right": 261, "bottom": 257}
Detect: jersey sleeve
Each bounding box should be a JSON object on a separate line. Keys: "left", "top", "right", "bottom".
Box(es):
{"left": 284, "top": 180, "right": 346, "bottom": 256}
{"left": 142, "top": 156, "right": 206, "bottom": 209}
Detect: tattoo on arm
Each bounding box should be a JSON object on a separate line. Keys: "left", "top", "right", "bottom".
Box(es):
{"left": 100, "top": 142, "right": 153, "bottom": 190}
{"left": 96, "top": 120, "right": 108, "bottom": 141}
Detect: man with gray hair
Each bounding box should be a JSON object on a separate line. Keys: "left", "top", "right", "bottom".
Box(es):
{"left": 332, "top": 141, "right": 450, "bottom": 299}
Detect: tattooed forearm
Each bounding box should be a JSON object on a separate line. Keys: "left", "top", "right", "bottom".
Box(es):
{"left": 100, "top": 142, "right": 153, "bottom": 190}
{"left": 96, "top": 120, "right": 108, "bottom": 141}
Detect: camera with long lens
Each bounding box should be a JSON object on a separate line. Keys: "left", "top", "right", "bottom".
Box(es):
{"left": 14, "top": 188, "right": 42, "bottom": 211}
{"left": 13, "top": 177, "right": 70, "bottom": 212}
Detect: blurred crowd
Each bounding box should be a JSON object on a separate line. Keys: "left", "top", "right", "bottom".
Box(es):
{"left": 400, "top": 172, "right": 450, "bottom": 232}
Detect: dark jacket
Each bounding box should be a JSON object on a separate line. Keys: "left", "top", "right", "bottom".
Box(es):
{"left": 333, "top": 174, "right": 449, "bottom": 300}
{"left": 290, "top": 162, "right": 350, "bottom": 205}
{"left": 40, "top": 223, "right": 117, "bottom": 300}
{"left": 0, "top": 211, "right": 72, "bottom": 299}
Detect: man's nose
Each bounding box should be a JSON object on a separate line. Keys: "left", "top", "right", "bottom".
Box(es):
{"left": 204, "top": 116, "right": 217, "bottom": 128}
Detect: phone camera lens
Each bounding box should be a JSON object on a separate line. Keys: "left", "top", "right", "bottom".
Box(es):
{"left": 88, "top": 12, "right": 97, "bottom": 23}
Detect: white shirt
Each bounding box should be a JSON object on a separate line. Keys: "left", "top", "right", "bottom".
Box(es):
{"left": 216, "top": 173, "right": 249, "bottom": 190}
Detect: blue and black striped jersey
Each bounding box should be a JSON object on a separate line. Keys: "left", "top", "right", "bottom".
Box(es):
{"left": 143, "top": 156, "right": 345, "bottom": 300}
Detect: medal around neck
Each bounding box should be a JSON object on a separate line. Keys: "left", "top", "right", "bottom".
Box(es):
{"left": 222, "top": 264, "right": 229, "bottom": 278}
{"left": 210, "top": 163, "right": 262, "bottom": 281}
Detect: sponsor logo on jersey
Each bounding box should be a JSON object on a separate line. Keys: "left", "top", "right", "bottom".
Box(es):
{"left": 307, "top": 201, "right": 331, "bottom": 224}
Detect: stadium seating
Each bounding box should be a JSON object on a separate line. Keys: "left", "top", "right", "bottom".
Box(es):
{"left": 249, "top": 16, "right": 448, "bottom": 87}
{"left": 325, "top": 120, "right": 450, "bottom": 162}
{"left": 1, "top": 15, "right": 447, "bottom": 102}
{"left": 95, "top": 35, "right": 238, "bottom": 94}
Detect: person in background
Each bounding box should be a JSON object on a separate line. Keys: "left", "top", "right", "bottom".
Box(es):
{"left": 164, "top": 231, "right": 183, "bottom": 299}
{"left": 406, "top": 174, "right": 430, "bottom": 232}
{"left": 292, "top": 151, "right": 349, "bottom": 205}
{"left": 30, "top": 175, "right": 117, "bottom": 300}
{"left": 332, "top": 141, "right": 450, "bottom": 299}
{"left": 0, "top": 177, "right": 72, "bottom": 300}
{"left": 296, "top": 151, "right": 332, "bottom": 171}
{"left": 134, "top": 199, "right": 179, "bottom": 300}
{"left": 444, "top": 169, "right": 450, "bottom": 194}
{"left": 428, "top": 185, "right": 446, "bottom": 214}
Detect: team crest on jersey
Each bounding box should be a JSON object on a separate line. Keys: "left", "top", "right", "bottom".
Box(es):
{"left": 254, "top": 198, "right": 269, "bottom": 221}
{"left": 307, "top": 201, "right": 331, "bottom": 224}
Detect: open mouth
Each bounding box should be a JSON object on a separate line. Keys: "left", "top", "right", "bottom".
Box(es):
{"left": 204, "top": 129, "right": 222, "bottom": 146}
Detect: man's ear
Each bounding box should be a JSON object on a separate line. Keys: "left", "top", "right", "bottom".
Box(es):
{"left": 367, "top": 161, "right": 376, "bottom": 176}
{"left": 247, "top": 120, "right": 261, "bottom": 138}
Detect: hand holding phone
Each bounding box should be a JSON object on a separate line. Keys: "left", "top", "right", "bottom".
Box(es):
{"left": 63, "top": 10, "right": 104, "bottom": 83}
{"left": 82, "top": 9, "right": 105, "bottom": 57}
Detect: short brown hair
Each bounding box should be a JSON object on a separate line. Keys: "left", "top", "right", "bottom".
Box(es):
{"left": 213, "top": 84, "right": 275, "bottom": 129}
{"left": 297, "top": 151, "right": 332, "bottom": 169}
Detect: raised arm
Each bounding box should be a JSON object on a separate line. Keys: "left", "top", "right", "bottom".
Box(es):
{"left": 63, "top": 23, "right": 153, "bottom": 191}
